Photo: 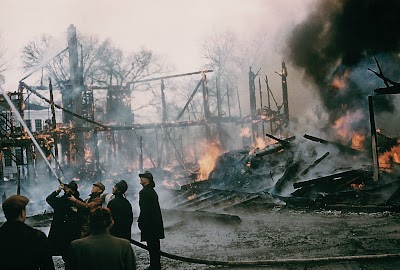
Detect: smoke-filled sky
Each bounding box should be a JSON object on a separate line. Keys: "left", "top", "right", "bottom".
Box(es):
{"left": 1, "top": 0, "right": 399, "bottom": 135}
{"left": 0, "top": 0, "right": 317, "bottom": 115}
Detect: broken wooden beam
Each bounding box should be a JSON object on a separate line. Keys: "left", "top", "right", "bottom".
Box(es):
{"left": 265, "top": 133, "right": 295, "bottom": 147}
{"left": 293, "top": 169, "right": 367, "bottom": 189}
{"left": 304, "top": 134, "right": 364, "bottom": 156}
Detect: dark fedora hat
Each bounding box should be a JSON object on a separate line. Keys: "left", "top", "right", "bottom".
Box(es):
{"left": 66, "top": 181, "right": 78, "bottom": 192}
{"left": 139, "top": 171, "right": 153, "bottom": 182}
{"left": 114, "top": 180, "right": 128, "bottom": 194}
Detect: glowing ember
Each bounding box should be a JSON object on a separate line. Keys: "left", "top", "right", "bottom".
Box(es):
{"left": 198, "top": 141, "right": 221, "bottom": 180}
{"left": 351, "top": 182, "right": 365, "bottom": 190}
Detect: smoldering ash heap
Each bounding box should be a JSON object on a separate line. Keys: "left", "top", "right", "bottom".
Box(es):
{"left": 285, "top": 0, "right": 400, "bottom": 143}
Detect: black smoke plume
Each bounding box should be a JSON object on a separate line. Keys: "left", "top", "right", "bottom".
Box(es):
{"left": 286, "top": 0, "right": 400, "bottom": 136}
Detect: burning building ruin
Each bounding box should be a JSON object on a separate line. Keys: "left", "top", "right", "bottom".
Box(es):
{"left": 1, "top": 0, "right": 400, "bottom": 214}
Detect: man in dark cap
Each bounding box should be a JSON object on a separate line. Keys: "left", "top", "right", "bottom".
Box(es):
{"left": 138, "top": 171, "right": 165, "bottom": 270}
{"left": 107, "top": 180, "right": 133, "bottom": 240}
{"left": 0, "top": 195, "right": 55, "bottom": 269}
{"left": 46, "top": 181, "right": 85, "bottom": 258}
{"left": 65, "top": 207, "right": 136, "bottom": 270}
{"left": 69, "top": 181, "right": 105, "bottom": 237}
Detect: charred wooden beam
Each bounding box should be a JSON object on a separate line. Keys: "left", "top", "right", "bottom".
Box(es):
{"left": 253, "top": 136, "right": 295, "bottom": 158}
{"left": 299, "top": 152, "right": 330, "bottom": 176}
{"left": 273, "top": 161, "right": 302, "bottom": 194}
{"left": 20, "top": 82, "right": 108, "bottom": 128}
{"left": 374, "top": 86, "right": 400, "bottom": 95}
{"left": 265, "top": 133, "right": 292, "bottom": 147}
{"left": 303, "top": 134, "right": 364, "bottom": 156}
{"left": 293, "top": 169, "right": 367, "bottom": 189}
{"left": 128, "top": 70, "right": 213, "bottom": 85}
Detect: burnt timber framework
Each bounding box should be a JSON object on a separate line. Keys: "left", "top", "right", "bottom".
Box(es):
{"left": 0, "top": 25, "right": 291, "bottom": 193}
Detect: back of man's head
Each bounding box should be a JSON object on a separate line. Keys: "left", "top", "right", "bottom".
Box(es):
{"left": 2, "top": 195, "right": 29, "bottom": 221}
{"left": 89, "top": 207, "right": 113, "bottom": 232}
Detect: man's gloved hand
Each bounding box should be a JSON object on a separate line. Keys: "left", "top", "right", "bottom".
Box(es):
{"left": 56, "top": 183, "right": 64, "bottom": 193}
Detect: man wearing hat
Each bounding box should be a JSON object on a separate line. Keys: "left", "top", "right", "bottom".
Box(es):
{"left": 46, "top": 181, "right": 85, "bottom": 257}
{"left": 0, "top": 195, "right": 55, "bottom": 269}
{"left": 107, "top": 180, "right": 133, "bottom": 240}
{"left": 138, "top": 171, "right": 165, "bottom": 270}
{"left": 70, "top": 181, "right": 105, "bottom": 237}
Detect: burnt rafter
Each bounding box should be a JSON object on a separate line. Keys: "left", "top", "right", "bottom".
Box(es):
{"left": 369, "top": 56, "right": 400, "bottom": 95}
{"left": 19, "top": 81, "right": 108, "bottom": 129}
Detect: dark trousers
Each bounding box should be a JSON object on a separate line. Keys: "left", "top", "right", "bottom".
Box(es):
{"left": 146, "top": 239, "right": 161, "bottom": 269}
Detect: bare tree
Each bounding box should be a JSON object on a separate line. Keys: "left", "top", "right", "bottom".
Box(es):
{"left": 0, "top": 33, "right": 9, "bottom": 75}
{"left": 201, "top": 31, "right": 242, "bottom": 116}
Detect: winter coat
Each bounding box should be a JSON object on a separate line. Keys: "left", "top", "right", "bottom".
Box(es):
{"left": 46, "top": 191, "right": 85, "bottom": 255}
{"left": 138, "top": 185, "right": 165, "bottom": 241}
{"left": 77, "top": 193, "right": 103, "bottom": 237}
{"left": 0, "top": 220, "right": 55, "bottom": 270}
{"left": 107, "top": 194, "right": 134, "bottom": 240}
{"left": 65, "top": 231, "right": 136, "bottom": 270}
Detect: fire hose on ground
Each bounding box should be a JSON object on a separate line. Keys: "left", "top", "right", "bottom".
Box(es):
{"left": 129, "top": 238, "right": 400, "bottom": 267}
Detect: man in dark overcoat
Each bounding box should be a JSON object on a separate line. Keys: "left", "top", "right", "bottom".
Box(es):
{"left": 107, "top": 179, "right": 133, "bottom": 240}
{"left": 65, "top": 207, "right": 136, "bottom": 270}
{"left": 0, "top": 195, "right": 55, "bottom": 269}
{"left": 46, "top": 181, "right": 84, "bottom": 257}
{"left": 138, "top": 171, "right": 165, "bottom": 270}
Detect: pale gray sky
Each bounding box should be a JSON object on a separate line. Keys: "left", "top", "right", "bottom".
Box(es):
{"left": 0, "top": 0, "right": 317, "bottom": 116}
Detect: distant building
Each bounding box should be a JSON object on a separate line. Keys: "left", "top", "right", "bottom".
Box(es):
{"left": 0, "top": 106, "right": 63, "bottom": 182}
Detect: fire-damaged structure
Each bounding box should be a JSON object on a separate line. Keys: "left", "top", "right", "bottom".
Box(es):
{"left": 0, "top": 22, "right": 399, "bottom": 213}
{"left": 0, "top": 24, "right": 291, "bottom": 198}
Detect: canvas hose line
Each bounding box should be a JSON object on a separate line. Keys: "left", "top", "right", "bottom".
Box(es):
{"left": 129, "top": 238, "right": 400, "bottom": 267}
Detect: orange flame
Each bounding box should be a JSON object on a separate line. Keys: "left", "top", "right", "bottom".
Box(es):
{"left": 332, "top": 110, "right": 364, "bottom": 144}
{"left": 330, "top": 70, "right": 350, "bottom": 90}
{"left": 198, "top": 141, "right": 221, "bottom": 180}
{"left": 378, "top": 143, "right": 400, "bottom": 172}
{"left": 351, "top": 132, "right": 366, "bottom": 150}
{"left": 240, "top": 127, "right": 251, "bottom": 138}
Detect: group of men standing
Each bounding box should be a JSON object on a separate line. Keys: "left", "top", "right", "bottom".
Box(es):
{"left": 0, "top": 171, "right": 165, "bottom": 270}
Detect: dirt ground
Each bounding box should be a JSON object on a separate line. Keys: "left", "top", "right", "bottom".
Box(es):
{"left": 43, "top": 204, "right": 400, "bottom": 270}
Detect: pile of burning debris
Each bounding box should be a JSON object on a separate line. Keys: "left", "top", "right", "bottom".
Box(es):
{"left": 163, "top": 132, "right": 400, "bottom": 213}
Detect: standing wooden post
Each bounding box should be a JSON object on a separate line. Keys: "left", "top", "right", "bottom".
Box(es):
{"left": 67, "top": 24, "right": 84, "bottom": 167}
{"left": 161, "top": 79, "right": 167, "bottom": 123}
{"left": 49, "top": 78, "right": 59, "bottom": 176}
{"left": 281, "top": 62, "right": 289, "bottom": 130}
{"left": 139, "top": 136, "right": 144, "bottom": 173}
{"left": 202, "top": 73, "right": 211, "bottom": 142}
{"left": 259, "top": 77, "right": 265, "bottom": 138}
{"left": 265, "top": 76, "right": 273, "bottom": 134}
{"left": 226, "top": 84, "right": 231, "bottom": 117}
{"left": 368, "top": 96, "right": 379, "bottom": 181}
{"left": 249, "top": 66, "right": 258, "bottom": 142}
